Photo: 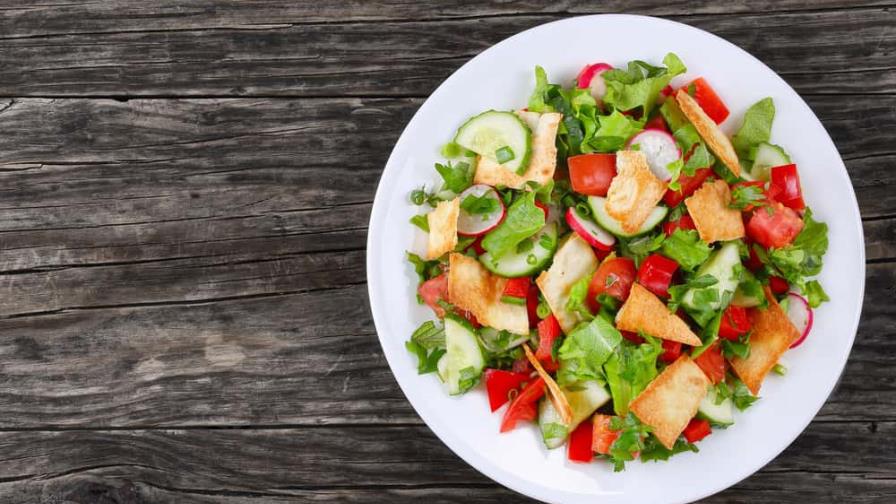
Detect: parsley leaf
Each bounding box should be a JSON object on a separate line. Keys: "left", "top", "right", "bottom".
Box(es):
{"left": 729, "top": 184, "right": 767, "bottom": 210}
{"left": 639, "top": 436, "right": 699, "bottom": 462}
{"left": 405, "top": 340, "right": 445, "bottom": 375}
{"left": 606, "top": 413, "right": 652, "bottom": 471}
{"left": 460, "top": 192, "right": 500, "bottom": 219}
{"left": 768, "top": 208, "right": 829, "bottom": 297}
{"left": 481, "top": 191, "right": 545, "bottom": 259}
{"left": 406, "top": 252, "right": 442, "bottom": 285}
{"left": 434, "top": 160, "right": 475, "bottom": 194}
{"left": 410, "top": 320, "right": 446, "bottom": 350}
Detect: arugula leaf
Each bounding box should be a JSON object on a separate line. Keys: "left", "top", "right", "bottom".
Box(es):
{"left": 481, "top": 191, "right": 545, "bottom": 259}
{"left": 729, "top": 184, "right": 767, "bottom": 210}
{"left": 434, "top": 160, "right": 474, "bottom": 194}
{"left": 405, "top": 340, "right": 445, "bottom": 375}
{"left": 557, "top": 317, "right": 622, "bottom": 386}
{"left": 409, "top": 214, "right": 429, "bottom": 232}
{"left": 460, "top": 192, "right": 500, "bottom": 219}
{"left": 604, "top": 337, "right": 663, "bottom": 415}
{"left": 732, "top": 97, "right": 775, "bottom": 160}
{"left": 411, "top": 320, "right": 446, "bottom": 349}
{"left": 803, "top": 279, "right": 830, "bottom": 308}
{"left": 639, "top": 436, "right": 699, "bottom": 462}
{"left": 661, "top": 229, "right": 712, "bottom": 271}
{"left": 565, "top": 272, "right": 596, "bottom": 321}
{"left": 406, "top": 252, "right": 442, "bottom": 285}
{"left": 606, "top": 413, "right": 652, "bottom": 471}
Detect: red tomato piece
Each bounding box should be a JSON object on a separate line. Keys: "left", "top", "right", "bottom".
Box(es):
{"left": 511, "top": 355, "right": 532, "bottom": 374}
{"left": 768, "top": 276, "right": 790, "bottom": 295}
{"left": 683, "top": 418, "right": 712, "bottom": 443}
{"left": 659, "top": 339, "right": 683, "bottom": 363}
{"left": 569, "top": 153, "right": 617, "bottom": 196}
{"left": 621, "top": 331, "right": 645, "bottom": 345}
{"left": 644, "top": 114, "right": 670, "bottom": 133}
{"left": 526, "top": 284, "right": 540, "bottom": 328}
{"left": 663, "top": 167, "right": 713, "bottom": 207}
{"left": 745, "top": 242, "right": 764, "bottom": 272}
{"left": 500, "top": 377, "right": 546, "bottom": 432}
{"left": 746, "top": 202, "right": 805, "bottom": 249}
{"left": 568, "top": 420, "right": 595, "bottom": 463}
{"left": 637, "top": 254, "right": 679, "bottom": 298}
{"left": 417, "top": 273, "right": 447, "bottom": 318}
{"left": 768, "top": 164, "right": 805, "bottom": 210}
{"left": 484, "top": 369, "right": 531, "bottom": 412}
{"left": 693, "top": 343, "right": 726, "bottom": 384}
{"left": 663, "top": 215, "right": 697, "bottom": 236}
{"left": 536, "top": 315, "right": 562, "bottom": 372}
{"left": 588, "top": 257, "right": 637, "bottom": 308}
{"left": 534, "top": 200, "right": 549, "bottom": 219}
{"left": 503, "top": 277, "right": 530, "bottom": 299}
{"left": 682, "top": 78, "right": 730, "bottom": 124}
{"left": 592, "top": 414, "right": 620, "bottom": 455}
{"left": 718, "top": 305, "right": 751, "bottom": 340}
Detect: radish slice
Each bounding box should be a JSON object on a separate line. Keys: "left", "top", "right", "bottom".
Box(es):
{"left": 626, "top": 129, "right": 681, "bottom": 181}
{"left": 785, "top": 292, "right": 813, "bottom": 348}
{"left": 457, "top": 184, "right": 505, "bottom": 237}
{"left": 565, "top": 207, "right": 615, "bottom": 251}
{"left": 576, "top": 63, "right": 613, "bottom": 103}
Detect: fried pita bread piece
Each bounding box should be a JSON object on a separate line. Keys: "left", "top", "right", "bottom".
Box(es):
{"left": 604, "top": 150, "right": 667, "bottom": 234}
{"left": 447, "top": 253, "right": 529, "bottom": 335}
{"left": 425, "top": 197, "right": 460, "bottom": 260}
{"left": 616, "top": 283, "right": 701, "bottom": 346}
{"left": 523, "top": 344, "right": 573, "bottom": 425}
{"left": 630, "top": 355, "right": 710, "bottom": 449}
{"left": 729, "top": 287, "right": 800, "bottom": 395}
{"left": 535, "top": 234, "right": 599, "bottom": 334}
{"left": 685, "top": 179, "right": 745, "bottom": 243}
{"left": 474, "top": 111, "right": 562, "bottom": 189}
{"left": 675, "top": 89, "right": 740, "bottom": 176}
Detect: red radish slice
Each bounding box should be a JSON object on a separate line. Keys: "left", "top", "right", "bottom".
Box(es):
{"left": 457, "top": 184, "right": 505, "bottom": 237}
{"left": 785, "top": 292, "right": 813, "bottom": 348}
{"left": 627, "top": 129, "right": 681, "bottom": 181}
{"left": 576, "top": 63, "right": 613, "bottom": 102}
{"left": 565, "top": 207, "right": 615, "bottom": 251}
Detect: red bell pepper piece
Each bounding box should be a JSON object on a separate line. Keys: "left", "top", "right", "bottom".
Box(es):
{"left": 693, "top": 343, "right": 726, "bottom": 384}
{"left": 591, "top": 414, "right": 620, "bottom": 455}
{"left": 567, "top": 420, "right": 594, "bottom": 463}
{"left": 663, "top": 215, "right": 696, "bottom": 236}
{"left": 502, "top": 277, "right": 530, "bottom": 300}
{"left": 768, "top": 164, "right": 805, "bottom": 210}
{"left": 682, "top": 78, "right": 730, "bottom": 124}
{"left": 484, "top": 369, "right": 531, "bottom": 412}
{"left": 636, "top": 254, "right": 679, "bottom": 298}
{"left": 663, "top": 167, "right": 713, "bottom": 207}
{"left": 769, "top": 276, "right": 790, "bottom": 295}
{"left": 500, "top": 377, "right": 545, "bottom": 432}
{"left": 718, "top": 305, "right": 751, "bottom": 340}
{"left": 621, "top": 331, "right": 645, "bottom": 345}
{"left": 659, "top": 339, "right": 683, "bottom": 363}
{"left": 535, "top": 315, "right": 562, "bottom": 372}
{"left": 683, "top": 418, "right": 712, "bottom": 443}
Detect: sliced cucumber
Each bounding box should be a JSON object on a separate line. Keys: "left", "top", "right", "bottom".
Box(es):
{"left": 682, "top": 242, "right": 742, "bottom": 312}
{"left": 478, "top": 327, "right": 528, "bottom": 354}
{"left": 454, "top": 110, "right": 532, "bottom": 175}
{"left": 587, "top": 196, "right": 668, "bottom": 237}
{"left": 749, "top": 142, "right": 791, "bottom": 181}
{"left": 440, "top": 314, "right": 486, "bottom": 395}
{"left": 480, "top": 222, "right": 557, "bottom": 278}
{"left": 536, "top": 380, "right": 611, "bottom": 448}
{"left": 698, "top": 385, "right": 735, "bottom": 426}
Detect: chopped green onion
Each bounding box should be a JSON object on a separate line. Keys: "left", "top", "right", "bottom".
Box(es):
{"left": 410, "top": 189, "right": 426, "bottom": 206}
{"left": 496, "top": 146, "right": 515, "bottom": 164}
{"left": 409, "top": 214, "right": 429, "bottom": 232}
{"left": 772, "top": 363, "right": 788, "bottom": 376}
{"left": 441, "top": 142, "right": 463, "bottom": 158}
{"left": 501, "top": 295, "right": 527, "bottom": 306}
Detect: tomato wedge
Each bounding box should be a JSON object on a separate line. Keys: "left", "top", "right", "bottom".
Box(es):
{"left": 500, "top": 377, "right": 545, "bottom": 432}
{"left": 693, "top": 343, "right": 726, "bottom": 384}
{"left": 718, "top": 305, "right": 750, "bottom": 340}
{"left": 683, "top": 418, "right": 712, "bottom": 443}
{"left": 768, "top": 164, "right": 805, "bottom": 210}
{"left": 502, "top": 277, "right": 530, "bottom": 300}
{"left": 659, "top": 339, "right": 683, "bottom": 363}
{"left": 621, "top": 331, "right": 645, "bottom": 345}
{"left": 592, "top": 414, "right": 620, "bottom": 455}
{"left": 768, "top": 276, "right": 790, "bottom": 295}
{"left": 484, "top": 369, "right": 531, "bottom": 412}
{"left": 637, "top": 254, "right": 679, "bottom": 298}
{"left": 682, "top": 78, "right": 730, "bottom": 124}
{"left": 587, "top": 257, "right": 637, "bottom": 312}
{"left": 746, "top": 202, "right": 804, "bottom": 249}
{"left": 568, "top": 420, "right": 595, "bottom": 463}
{"left": 535, "top": 315, "right": 562, "bottom": 372}
{"left": 417, "top": 273, "right": 448, "bottom": 318}
{"left": 663, "top": 215, "right": 696, "bottom": 236}
{"left": 569, "top": 153, "right": 617, "bottom": 196}
{"left": 663, "top": 167, "right": 713, "bottom": 207}
{"left": 526, "top": 283, "right": 540, "bottom": 328}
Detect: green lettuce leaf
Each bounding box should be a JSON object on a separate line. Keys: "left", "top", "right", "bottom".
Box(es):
{"left": 660, "top": 229, "right": 712, "bottom": 271}
{"left": 602, "top": 53, "right": 687, "bottom": 117}
{"left": 481, "top": 191, "right": 545, "bottom": 259}
{"left": 434, "top": 160, "right": 474, "bottom": 194}
{"left": 557, "top": 317, "right": 622, "bottom": 386}
{"left": 768, "top": 208, "right": 829, "bottom": 297}
{"left": 603, "top": 337, "right": 663, "bottom": 416}
{"left": 732, "top": 97, "right": 775, "bottom": 160}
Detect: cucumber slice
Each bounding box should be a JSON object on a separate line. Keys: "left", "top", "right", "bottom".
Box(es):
{"left": 682, "top": 242, "right": 742, "bottom": 312}
{"left": 454, "top": 110, "right": 532, "bottom": 175}
{"left": 480, "top": 222, "right": 558, "bottom": 278}
{"left": 587, "top": 196, "right": 668, "bottom": 237}
{"left": 440, "top": 314, "right": 486, "bottom": 395}
{"left": 537, "top": 381, "right": 611, "bottom": 448}
{"left": 698, "top": 385, "right": 735, "bottom": 426}
{"left": 749, "top": 142, "right": 791, "bottom": 181}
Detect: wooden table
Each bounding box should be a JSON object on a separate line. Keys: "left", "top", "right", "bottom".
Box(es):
{"left": 0, "top": 2, "right": 892, "bottom": 502}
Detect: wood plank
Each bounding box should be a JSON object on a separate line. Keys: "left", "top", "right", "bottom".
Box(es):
{"left": 0, "top": 422, "right": 891, "bottom": 502}
{"left": 0, "top": 8, "right": 892, "bottom": 96}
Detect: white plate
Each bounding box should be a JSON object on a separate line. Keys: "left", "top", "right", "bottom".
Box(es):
{"left": 366, "top": 14, "right": 864, "bottom": 504}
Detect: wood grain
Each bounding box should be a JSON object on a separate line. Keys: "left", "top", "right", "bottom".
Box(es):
{"left": 0, "top": 7, "right": 892, "bottom": 97}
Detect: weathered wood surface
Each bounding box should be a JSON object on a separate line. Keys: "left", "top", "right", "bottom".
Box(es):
{"left": 0, "top": 1, "right": 892, "bottom": 503}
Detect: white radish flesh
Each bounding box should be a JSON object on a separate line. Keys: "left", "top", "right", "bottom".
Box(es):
{"left": 785, "top": 292, "right": 814, "bottom": 348}
{"left": 577, "top": 63, "right": 613, "bottom": 103}
{"left": 627, "top": 129, "right": 681, "bottom": 181}
{"left": 456, "top": 184, "right": 505, "bottom": 237}
{"left": 565, "top": 207, "right": 615, "bottom": 251}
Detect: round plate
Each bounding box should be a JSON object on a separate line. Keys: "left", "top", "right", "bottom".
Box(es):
{"left": 367, "top": 14, "right": 864, "bottom": 504}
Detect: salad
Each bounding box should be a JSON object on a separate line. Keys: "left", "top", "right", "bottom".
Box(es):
{"left": 405, "top": 53, "right": 829, "bottom": 470}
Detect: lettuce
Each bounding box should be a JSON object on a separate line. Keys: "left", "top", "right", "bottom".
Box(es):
{"left": 603, "top": 337, "right": 663, "bottom": 415}
{"left": 587, "top": 109, "right": 644, "bottom": 153}
{"left": 481, "top": 191, "right": 545, "bottom": 259}
{"left": 732, "top": 97, "right": 775, "bottom": 160}
{"left": 661, "top": 229, "right": 712, "bottom": 271}
{"left": 557, "top": 317, "right": 622, "bottom": 386}
{"left": 434, "top": 160, "right": 474, "bottom": 194}
{"left": 768, "top": 208, "right": 829, "bottom": 302}
{"left": 602, "top": 53, "right": 687, "bottom": 117}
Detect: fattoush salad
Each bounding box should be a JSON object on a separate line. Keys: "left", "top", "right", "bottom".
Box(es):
{"left": 404, "top": 53, "right": 829, "bottom": 470}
